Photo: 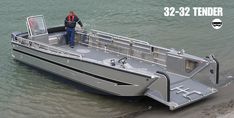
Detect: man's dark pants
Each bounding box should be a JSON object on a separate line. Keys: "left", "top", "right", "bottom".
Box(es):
{"left": 66, "top": 27, "right": 75, "bottom": 47}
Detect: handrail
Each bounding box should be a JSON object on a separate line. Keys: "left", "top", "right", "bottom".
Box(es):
{"left": 150, "top": 45, "right": 171, "bottom": 52}
{"left": 13, "top": 31, "right": 167, "bottom": 68}
{"left": 13, "top": 36, "right": 82, "bottom": 58}
{"left": 91, "top": 29, "right": 150, "bottom": 45}
{"left": 86, "top": 33, "right": 168, "bottom": 67}
{"left": 88, "top": 30, "right": 170, "bottom": 56}
{"left": 80, "top": 41, "right": 167, "bottom": 68}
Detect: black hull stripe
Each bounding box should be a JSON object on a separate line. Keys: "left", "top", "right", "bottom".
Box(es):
{"left": 13, "top": 49, "right": 131, "bottom": 85}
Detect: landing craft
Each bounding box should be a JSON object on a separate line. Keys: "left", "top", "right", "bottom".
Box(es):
{"left": 11, "top": 15, "right": 219, "bottom": 110}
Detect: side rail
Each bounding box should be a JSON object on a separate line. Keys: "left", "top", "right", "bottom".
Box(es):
{"left": 91, "top": 29, "right": 149, "bottom": 45}
{"left": 11, "top": 34, "right": 82, "bottom": 59}
{"left": 87, "top": 34, "right": 166, "bottom": 67}
{"left": 77, "top": 30, "right": 170, "bottom": 67}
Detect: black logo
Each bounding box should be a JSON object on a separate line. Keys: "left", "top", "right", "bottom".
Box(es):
{"left": 212, "top": 19, "right": 222, "bottom": 29}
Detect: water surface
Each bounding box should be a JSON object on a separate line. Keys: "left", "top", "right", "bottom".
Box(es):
{"left": 0, "top": 0, "right": 233, "bottom": 117}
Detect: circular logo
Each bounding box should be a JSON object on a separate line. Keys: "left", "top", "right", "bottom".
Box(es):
{"left": 211, "top": 18, "right": 222, "bottom": 29}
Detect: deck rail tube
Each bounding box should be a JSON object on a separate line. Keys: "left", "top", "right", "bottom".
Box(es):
{"left": 91, "top": 29, "right": 150, "bottom": 45}
{"left": 13, "top": 30, "right": 171, "bottom": 69}
{"left": 80, "top": 39, "right": 167, "bottom": 68}
{"left": 90, "top": 29, "right": 170, "bottom": 54}
{"left": 12, "top": 35, "right": 82, "bottom": 59}
{"left": 79, "top": 32, "right": 169, "bottom": 67}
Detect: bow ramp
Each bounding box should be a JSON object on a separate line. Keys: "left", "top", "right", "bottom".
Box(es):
{"left": 145, "top": 71, "right": 217, "bottom": 110}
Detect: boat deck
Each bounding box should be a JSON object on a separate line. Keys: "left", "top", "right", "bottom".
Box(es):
{"left": 58, "top": 43, "right": 187, "bottom": 84}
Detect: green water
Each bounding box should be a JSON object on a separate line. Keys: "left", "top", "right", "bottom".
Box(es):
{"left": 0, "top": 0, "right": 233, "bottom": 117}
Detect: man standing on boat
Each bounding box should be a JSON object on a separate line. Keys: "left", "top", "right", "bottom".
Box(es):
{"left": 64, "top": 11, "right": 83, "bottom": 48}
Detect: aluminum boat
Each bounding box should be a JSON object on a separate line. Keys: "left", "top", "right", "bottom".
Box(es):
{"left": 11, "top": 15, "right": 219, "bottom": 110}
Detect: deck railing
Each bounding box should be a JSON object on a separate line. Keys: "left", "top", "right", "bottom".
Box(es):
{"left": 13, "top": 30, "right": 171, "bottom": 67}
{"left": 77, "top": 29, "right": 170, "bottom": 67}
{"left": 12, "top": 36, "right": 82, "bottom": 59}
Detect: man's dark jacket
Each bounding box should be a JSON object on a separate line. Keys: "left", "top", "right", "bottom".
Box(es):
{"left": 64, "top": 15, "right": 83, "bottom": 28}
